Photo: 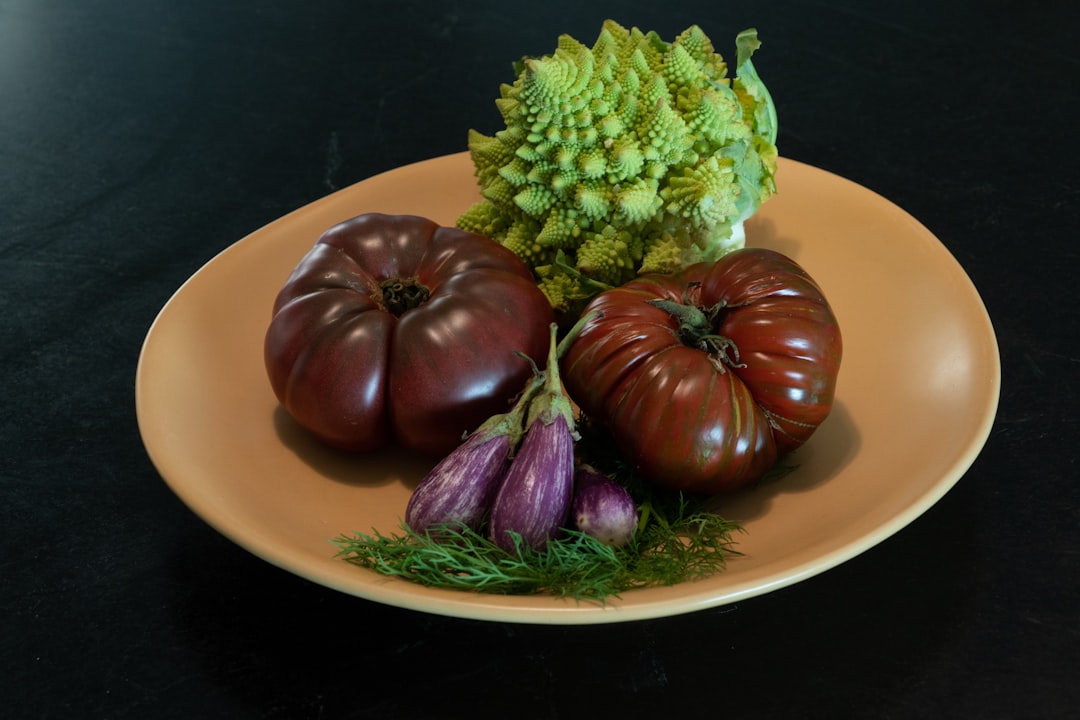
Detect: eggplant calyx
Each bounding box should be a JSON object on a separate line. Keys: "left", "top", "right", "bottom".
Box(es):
{"left": 526, "top": 323, "right": 578, "bottom": 438}
{"left": 469, "top": 370, "right": 546, "bottom": 450}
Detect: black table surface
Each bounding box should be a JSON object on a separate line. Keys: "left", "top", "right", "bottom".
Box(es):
{"left": 4, "top": 1, "right": 1078, "bottom": 717}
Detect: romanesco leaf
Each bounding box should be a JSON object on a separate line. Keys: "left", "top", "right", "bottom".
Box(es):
{"left": 734, "top": 28, "right": 778, "bottom": 145}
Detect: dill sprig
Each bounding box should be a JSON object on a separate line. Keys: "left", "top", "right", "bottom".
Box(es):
{"left": 332, "top": 419, "right": 747, "bottom": 602}
{"left": 332, "top": 489, "right": 743, "bottom": 602}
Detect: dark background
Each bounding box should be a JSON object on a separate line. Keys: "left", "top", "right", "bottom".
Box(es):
{"left": 3, "top": 1, "right": 1077, "bottom": 717}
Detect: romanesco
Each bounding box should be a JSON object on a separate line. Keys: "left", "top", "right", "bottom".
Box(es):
{"left": 457, "top": 21, "right": 779, "bottom": 314}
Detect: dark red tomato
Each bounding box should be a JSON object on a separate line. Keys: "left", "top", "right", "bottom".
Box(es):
{"left": 562, "top": 247, "right": 842, "bottom": 495}
{"left": 265, "top": 213, "right": 554, "bottom": 457}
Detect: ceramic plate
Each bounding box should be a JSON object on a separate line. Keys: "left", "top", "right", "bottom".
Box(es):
{"left": 136, "top": 153, "right": 1000, "bottom": 624}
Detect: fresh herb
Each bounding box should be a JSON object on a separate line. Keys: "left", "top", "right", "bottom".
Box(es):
{"left": 332, "top": 456, "right": 743, "bottom": 602}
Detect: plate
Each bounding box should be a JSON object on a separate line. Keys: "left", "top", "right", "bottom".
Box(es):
{"left": 136, "top": 153, "right": 1000, "bottom": 624}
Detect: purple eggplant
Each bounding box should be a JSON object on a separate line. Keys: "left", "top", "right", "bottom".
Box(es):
{"left": 488, "top": 323, "right": 578, "bottom": 552}
{"left": 488, "top": 412, "right": 575, "bottom": 551}
{"left": 405, "top": 373, "right": 544, "bottom": 536}
{"left": 571, "top": 465, "right": 639, "bottom": 547}
{"left": 404, "top": 431, "right": 511, "bottom": 536}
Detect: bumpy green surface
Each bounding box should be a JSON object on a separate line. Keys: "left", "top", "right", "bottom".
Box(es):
{"left": 458, "top": 20, "right": 779, "bottom": 313}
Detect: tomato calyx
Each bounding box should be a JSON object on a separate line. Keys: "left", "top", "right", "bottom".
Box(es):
{"left": 647, "top": 297, "right": 746, "bottom": 374}
{"left": 379, "top": 277, "right": 430, "bottom": 316}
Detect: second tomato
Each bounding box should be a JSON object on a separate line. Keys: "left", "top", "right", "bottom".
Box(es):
{"left": 562, "top": 247, "right": 842, "bottom": 495}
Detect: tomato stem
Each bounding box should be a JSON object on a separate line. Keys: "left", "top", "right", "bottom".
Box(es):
{"left": 648, "top": 298, "right": 710, "bottom": 332}
{"left": 380, "top": 277, "right": 430, "bottom": 315}
{"left": 647, "top": 298, "right": 745, "bottom": 373}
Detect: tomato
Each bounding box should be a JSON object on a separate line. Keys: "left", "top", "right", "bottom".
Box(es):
{"left": 562, "top": 248, "right": 842, "bottom": 494}
{"left": 264, "top": 213, "right": 554, "bottom": 457}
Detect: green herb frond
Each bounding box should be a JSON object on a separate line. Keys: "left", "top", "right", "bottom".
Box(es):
{"left": 333, "top": 418, "right": 747, "bottom": 602}
{"left": 333, "top": 496, "right": 742, "bottom": 603}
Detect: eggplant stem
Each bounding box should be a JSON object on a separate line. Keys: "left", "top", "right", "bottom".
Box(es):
{"left": 556, "top": 310, "right": 603, "bottom": 359}
{"left": 526, "top": 323, "right": 579, "bottom": 436}
{"left": 513, "top": 350, "right": 544, "bottom": 379}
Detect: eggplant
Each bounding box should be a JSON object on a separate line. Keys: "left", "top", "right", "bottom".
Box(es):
{"left": 404, "top": 373, "right": 545, "bottom": 536}
{"left": 488, "top": 322, "right": 580, "bottom": 552}
{"left": 488, "top": 412, "right": 575, "bottom": 552}
{"left": 404, "top": 431, "right": 511, "bottom": 536}
{"left": 570, "top": 465, "right": 638, "bottom": 547}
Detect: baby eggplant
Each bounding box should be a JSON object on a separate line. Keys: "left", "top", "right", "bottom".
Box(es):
{"left": 488, "top": 322, "right": 578, "bottom": 552}
{"left": 488, "top": 412, "right": 575, "bottom": 552}
{"left": 405, "top": 373, "right": 544, "bottom": 536}
{"left": 404, "top": 430, "right": 511, "bottom": 536}
{"left": 570, "top": 465, "right": 638, "bottom": 547}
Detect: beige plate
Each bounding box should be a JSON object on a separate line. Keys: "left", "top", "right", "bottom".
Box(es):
{"left": 136, "top": 154, "right": 1000, "bottom": 624}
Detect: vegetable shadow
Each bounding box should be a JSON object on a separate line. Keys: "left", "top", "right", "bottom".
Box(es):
{"left": 272, "top": 405, "right": 433, "bottom": 489}
{"left": 746, "top": 216, "right": 800, "bottom": 258}
{"left": 706, "top": 400, "right": 860, "bottom": 524}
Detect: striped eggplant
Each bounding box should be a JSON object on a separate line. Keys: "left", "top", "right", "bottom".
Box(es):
{"left": 488, "top": 412, "right": 575, "bottom": 552}
{"left": 570, "top": 465, "right": 638, "bottom": 547}
{"left": 405, "top": 373, "right": 544, "bottom": 536}
{"left": 404, "top": 430, "right": 512, "bottom": 536}
{"left": 488, "top": 322, "right": 578, "bottom": 552}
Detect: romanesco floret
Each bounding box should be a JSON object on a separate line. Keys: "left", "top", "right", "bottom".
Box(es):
{"left": 458, "top": 21, "right": 779, "bottom": 314}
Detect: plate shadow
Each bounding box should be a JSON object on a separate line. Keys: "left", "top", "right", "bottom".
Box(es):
{"left": 704, "top": 400, "right": 861, "bottom": 525}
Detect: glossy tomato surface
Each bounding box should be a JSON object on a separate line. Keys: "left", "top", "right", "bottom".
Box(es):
{"left": 562, "top": 248, "right": 842, "bottom": 494}
{"left": 265, "top": 213, "right": 554, "bottom": 457}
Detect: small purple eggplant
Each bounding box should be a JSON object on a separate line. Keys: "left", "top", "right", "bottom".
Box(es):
{"left": 571, "top": 465, "right": 639, "bottom": 547}
{"left": 488, "top": 323, "right": 578, "bottom": 552}
{"left": 405, "top": 373, "right": 544, "bottom": 536}
{"left": 404, "top": 430, "right": 511, "bottom": 536}
{"left": 488, "top": 412, "right": 575, "bottom": 552}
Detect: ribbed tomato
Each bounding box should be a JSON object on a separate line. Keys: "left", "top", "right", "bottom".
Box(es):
{"left": 562, "top": 248, "right": 842, "bottom": 494}
{"left": 264, "top": 213, "right": 554, "bottom": 457}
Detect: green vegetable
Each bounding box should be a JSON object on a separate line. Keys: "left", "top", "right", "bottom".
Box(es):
{"left": 332, "top": 487, "right": 742, "bottom": 601}
{"left": 457, "top": 20, "right": 779, "bottom": 315}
